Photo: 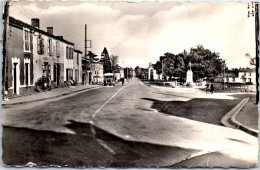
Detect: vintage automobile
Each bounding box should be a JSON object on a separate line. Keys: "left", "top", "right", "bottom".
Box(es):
{"left": 103, "top": 73, "right": 115, "bottom": 86}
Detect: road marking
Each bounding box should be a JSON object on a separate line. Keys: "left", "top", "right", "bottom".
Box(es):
{"left": 89, "top": 125, "right": 116, "bottom": 155}
{"left": 91, "top": 84, "right": 128, "bottom": 118}
{"left": 97, "top": 139, "right": 116, "bottom": 154}
{"left": 89, "top": 81, "right": 134, "bottom": 155}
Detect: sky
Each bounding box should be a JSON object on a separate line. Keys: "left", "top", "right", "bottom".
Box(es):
{"left": 9, "top": 1, "right": 256, "bottom": 68}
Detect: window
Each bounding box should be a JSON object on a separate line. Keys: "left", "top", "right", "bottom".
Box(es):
{"left": 71, "top": 48, "right": 73, "bottom": 59}
{"left": 69, "top": 47, "right": 73, "bottom": 59}
{"left": 249, "top": 73, "right": 251, "bottom": 76}
{"left": 37, "top": 37, "right": 44, "bottom": 55}
{"left": 56, "top": 41, "right": 60, "bottom": 57}
{"left": 23, "top": 29, "right": 30, "bottom": 52}
{"left": 66, "top": 46, "right": 69, "bottom": 59}
{"left": 77, "top": 53, "right": 79, "bottom": 65}
{"left": 48, "top": 39, "right": 52, "bottom": 56}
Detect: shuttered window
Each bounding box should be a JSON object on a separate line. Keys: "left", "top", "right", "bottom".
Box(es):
{"left": 23, "top": 29, "right": 30, "bottom": 52}
{"left": 56, "top": 41, "right": 60, "bottom": 58}
{"left": 48, "top": 39, "right": 52, "bottom": 56}
{"left": 37, "top": 37, "right": 44, "bottom": 55}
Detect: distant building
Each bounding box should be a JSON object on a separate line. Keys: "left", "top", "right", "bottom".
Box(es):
{"left": 148, "top": 62, "right": 162, "bottom": 80}
{"left": 236, "top": 68, "right": 256, "bottom": 84}
{"left": 114, "top": 73, "right": 121, "bottom": 81}
{"left": 119, "top": 68, "right": 124, "bottom": 79}
{"left": 214, "top": 68, "right": 256, "bottom": 84}
{"left": 90, "top": 62, "right": 103, "bottom": 84}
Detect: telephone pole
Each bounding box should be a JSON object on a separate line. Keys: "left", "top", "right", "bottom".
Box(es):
{"left": 2, "top": 1, "right": 10, "bottom": 100}
{"left": 223, "top": 60, "right": 226, "bottom": 91}
{"left": 248, "top": 2, "right": 259, "bottom": 103}
{"left": 84, "top": 24, "right": 92, "bottom": 85}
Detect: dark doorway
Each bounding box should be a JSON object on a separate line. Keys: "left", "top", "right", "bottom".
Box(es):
{"left": 13, "top": 63, "right": 18, "bottom": 94}
{"left": 57, "top": 64, "right": 60, "bottom": 85}
{"left": 25, "top": 63, "right": 29, "bottom": 86}
{"left": 66, "top": 69, "right": 69, "bottom": 82}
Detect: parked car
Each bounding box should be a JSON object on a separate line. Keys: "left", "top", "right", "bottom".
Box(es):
{"left": 104, "top": 73, "right": 115, "bottom": 86}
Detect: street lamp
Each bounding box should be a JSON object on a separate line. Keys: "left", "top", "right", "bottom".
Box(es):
{"left": 248, "top": 1, "right": 259, "bottom": 103}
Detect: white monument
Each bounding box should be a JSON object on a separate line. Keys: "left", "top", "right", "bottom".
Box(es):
{"left": 186, "top": 62, "right": 193, "bottom": 84}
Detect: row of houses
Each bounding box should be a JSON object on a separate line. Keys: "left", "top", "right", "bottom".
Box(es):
{"left": 2, "top": 13, "right": 129, "bottom": 98}
{"left": 215, "top": 68, "right": 256, "bottom": 84}
{"left": 3, "top": 17, "right": 83, "bottom": 97}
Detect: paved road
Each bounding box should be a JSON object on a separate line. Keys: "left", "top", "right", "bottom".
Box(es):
{"left": 2, "top": 79, "right": 258, "bottom": 167}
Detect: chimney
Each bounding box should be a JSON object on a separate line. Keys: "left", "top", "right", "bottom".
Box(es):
{"left": 31, "top": 18, "right": 40, "bottom": 28}
{"left": 47, "top": 27, "right": 53, "bottom": 35}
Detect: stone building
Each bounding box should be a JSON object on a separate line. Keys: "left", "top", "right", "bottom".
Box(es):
{"left": 4, "top": 17, "right": 75, "bottom": 97}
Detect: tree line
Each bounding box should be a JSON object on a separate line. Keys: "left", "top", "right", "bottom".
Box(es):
{"left": 153, "top": 45, "right": 224, "bottom": 82}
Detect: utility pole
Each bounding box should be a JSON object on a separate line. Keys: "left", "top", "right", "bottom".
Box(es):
{"left": 85, "top": 24, "right": 87, "bottom": 64}
{"left": 84, "top": 24, "right": 92, "bottom": 85}
{"left": 2, "top": 1, "right": 10, "bottom": 100}
{"left": 248, "top": 2, "right": 259, "bottom": 103}
{"left": 223, "top": 60, "right": 226, "bottom": 90}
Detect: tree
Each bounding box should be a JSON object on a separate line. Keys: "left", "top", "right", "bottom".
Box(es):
{"left": 135, "top": 66, "right": 148, "bottom": 79}
{"left": 101, "top": 47, "right": 112, "bottom": 73}
{"left": 184, "top": 45, "right": 223, "bottom": 81}
{"left": 110, "top": 55, "right": 119, "bottom": 74}
{"left": 155, "top": 52, "right": 185, "bottom": 80}
{"left": 154, "top": 45, "right": 224, "bottom": 82}
{"left": 153, "top": 61, "right": 162, "bottom": 75}
{"left": 246, "top": 52, "right": 256, "bottom": 66}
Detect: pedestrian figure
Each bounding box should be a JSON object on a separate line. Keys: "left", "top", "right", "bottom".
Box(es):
{"left": 210, "top": 83, "right": 214, "bottom": 94}
{"left": 205, "top": 83, "right": 210, "bottom": 93}
{"left": 121, "top": 77, "right": 125, "bottom": 85}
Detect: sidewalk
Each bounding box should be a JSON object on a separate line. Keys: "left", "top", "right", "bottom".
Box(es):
{"left": 2, "top": 84, "right": 99, "bottom": 106}
{"left": 221, "top": 95, "right": 258, "bottom": 136}
{"left": 235, "top": 97, "right": 258, "bottom": 130}
{"left": 230, "top": 96, "right": 258, "bottom": 136}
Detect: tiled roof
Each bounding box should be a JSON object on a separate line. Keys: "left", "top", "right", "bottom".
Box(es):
{"left": 9, "top": 16, "right": 74, "bottom": 45}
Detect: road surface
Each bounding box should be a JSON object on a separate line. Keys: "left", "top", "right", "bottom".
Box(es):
{"left": 2, "top": 79, "right": 258, "bottom": 167}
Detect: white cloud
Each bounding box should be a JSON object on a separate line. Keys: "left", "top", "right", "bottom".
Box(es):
{"left": 10, "top": 1, "right": 255, "bottom": 68}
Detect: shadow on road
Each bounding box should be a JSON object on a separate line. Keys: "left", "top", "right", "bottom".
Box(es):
{"left": 2, "top": 120, "right": 198, "bottom": 167}
{"left": 141, "top": 97, "right": 241, "bottom": 126}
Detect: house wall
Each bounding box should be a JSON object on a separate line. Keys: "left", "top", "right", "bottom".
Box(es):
{"left": 114, "top": 73, "right": 121, "bottom": 81}
{"left": 90, "top": 62, "right": 103, "bottom": 83}
{"left": 32, "top": 32, "right": 66, "bottom": 87}
{"left": 7, "top": 23, "right": 34, "bottom": 96}
{"left": 237, "top": 72, "right": 256, "bottom": 84}
{"left": 5, "top": 17, "right": 75, "bottom": 97}
{"left": 64, "top": 45, "right": 73, "bottom": 82}
{"left": 120, "top": 69, "right": 124, "bottom": 78}
{"left": 73, "top": 51, "right": 82, "bottom": 84}
{"left": 148, "top": 65, "right": 161, "bottom": 81}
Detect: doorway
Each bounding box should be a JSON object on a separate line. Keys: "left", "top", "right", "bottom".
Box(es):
{"left": 13, "top": 63, "right": 18, "bottom": 94}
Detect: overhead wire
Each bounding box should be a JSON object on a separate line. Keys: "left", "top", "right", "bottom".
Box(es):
{"left": 13, "top": 1, "right": 84, "bottom": 49}
{"left": 19, "top": 1, "right": 85, "bottom": 42}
